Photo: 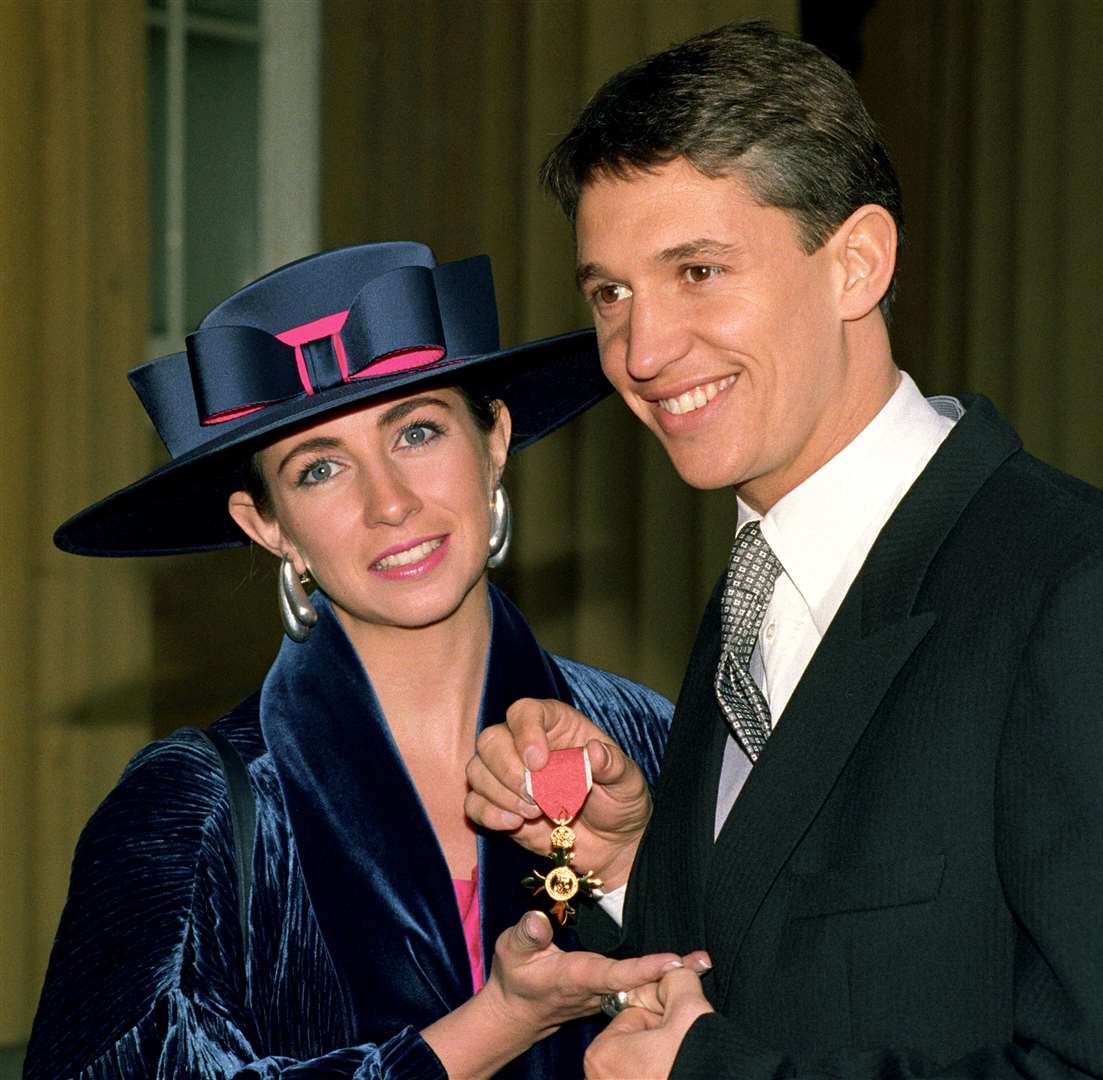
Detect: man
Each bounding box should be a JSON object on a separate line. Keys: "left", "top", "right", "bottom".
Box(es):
{"left": 466, "top": 22, "right": 1103, "bottom": 1080}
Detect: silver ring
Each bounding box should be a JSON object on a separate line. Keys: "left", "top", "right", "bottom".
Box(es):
{"left": 599, "top": 989, "right": 631, "bottom": 1018}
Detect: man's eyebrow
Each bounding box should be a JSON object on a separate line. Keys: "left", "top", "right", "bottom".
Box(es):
{"left": 575, "top": 240, "right": 738, "bottom": 293}
{"left": 655, "top": 238, "right": 738, "bottom": 262}
{"left": 277, "top": 436, "right": 342, "bottom": 476}
{"left": 377, "top": 395, "right": 453, "bottom": 428}
{"left": 575, "top": 262, "right": 606, "bottom": 293}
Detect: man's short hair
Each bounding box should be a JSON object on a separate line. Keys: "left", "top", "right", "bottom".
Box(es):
{"left": 540, "top": 22, "right": 903, "bottom": 312}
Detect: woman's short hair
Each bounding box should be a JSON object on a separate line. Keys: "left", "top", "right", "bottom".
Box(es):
{"left": 539, "top": 22, "right": 903, "bottom": 311}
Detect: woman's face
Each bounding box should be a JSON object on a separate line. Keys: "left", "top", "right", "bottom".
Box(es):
{"left": 229, "top": 388, "right": 511, "bottom": 634}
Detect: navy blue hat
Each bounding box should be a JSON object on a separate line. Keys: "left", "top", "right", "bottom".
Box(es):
{"left": 54, "top": 242, "right": 608, "bottom": 556}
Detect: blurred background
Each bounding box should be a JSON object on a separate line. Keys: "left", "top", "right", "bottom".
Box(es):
{"left": 1, "top": 0, "right": 1100, "bottom": 1067}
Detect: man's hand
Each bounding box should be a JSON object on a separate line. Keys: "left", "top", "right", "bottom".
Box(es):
{"left": 465, "top": 698, "right": 652, "bottom": 888}
{"left": 583, "top": 968, "right": 713, "bottom": 1080}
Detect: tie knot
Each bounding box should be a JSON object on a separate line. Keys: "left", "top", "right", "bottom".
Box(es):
{"left": 725, "top": 521, "right": 783, "bottom": 599}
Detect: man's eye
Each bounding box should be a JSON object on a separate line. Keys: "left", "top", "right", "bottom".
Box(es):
{"left": 684, "top": 265, "right": 719, "bottom": 284}
{"left": 594, "top": 283, "right": 630, "bottom": 305}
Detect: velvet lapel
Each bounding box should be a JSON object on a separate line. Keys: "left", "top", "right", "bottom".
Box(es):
{"left": 701, "top": 396, "right": 1021, "bottom": 1007}
{"left": 260, "top": 585, "right": 568, "bottom": 1039}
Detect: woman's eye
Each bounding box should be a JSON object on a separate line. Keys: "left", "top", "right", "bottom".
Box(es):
{"left": 298, "top": 459, "right": 341, "bottom": 486}
{"left": 398, "top": 421, "right": 443, "bottom": 449}
{"left": 593, "top": 282, "right": 630, "bottom": 306}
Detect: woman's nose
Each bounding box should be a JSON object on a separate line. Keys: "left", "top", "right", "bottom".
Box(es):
{"left": 362, "top": 466, "right": 421, "bottom": 527}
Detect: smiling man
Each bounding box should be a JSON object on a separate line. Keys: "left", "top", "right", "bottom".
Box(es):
{"left": 466, "top": 20, "right": 1103, "bottom": 1080}
{"left": 573, "top": 156, "right": 900, "bottom": 510}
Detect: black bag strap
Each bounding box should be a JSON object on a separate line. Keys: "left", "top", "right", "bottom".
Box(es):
{"left": 192, "top": 726, "right": 256, "bottom": 951}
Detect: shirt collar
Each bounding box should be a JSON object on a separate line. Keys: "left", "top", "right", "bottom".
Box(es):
{"left": 736, "top": 371, "right": 957, "bottom": 635}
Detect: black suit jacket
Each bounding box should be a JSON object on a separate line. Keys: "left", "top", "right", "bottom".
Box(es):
{"left": 588, "top": 396, "right": 1103, "bottom": 1078}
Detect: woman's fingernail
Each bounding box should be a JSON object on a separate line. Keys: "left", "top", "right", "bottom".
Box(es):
{"left": 662, "top": 959, "right": 684, "bottom": 972}
{"left": 522, "top": 746, "right": 541, "bottom": 770}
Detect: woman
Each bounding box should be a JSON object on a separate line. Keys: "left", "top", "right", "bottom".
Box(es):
{"left": 26, "top": 243, "right": 678, "bottom": 1079}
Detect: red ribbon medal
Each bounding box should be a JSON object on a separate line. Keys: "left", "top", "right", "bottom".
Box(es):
{"left": 522, "top": 748, "right": 604, "bottom": 923}
{"left": 526, "top": 746, "right": 591, "bottom": 820}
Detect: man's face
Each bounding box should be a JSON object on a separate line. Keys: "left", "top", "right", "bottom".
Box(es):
{"left": 576, "top": 157, "right": 859, "bottom": 511}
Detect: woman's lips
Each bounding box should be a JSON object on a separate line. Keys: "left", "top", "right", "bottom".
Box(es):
{"left": 369, "top": 535, "right": 449, "bottom": 579}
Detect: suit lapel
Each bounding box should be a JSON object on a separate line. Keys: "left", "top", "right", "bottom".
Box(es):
{"left": 620, "top": 581, "right": 727, "bottom": 955}
{"left": 674, "top": 396, "right": 1020, "bottom": 1005}
{"left": 706, "top": 592, "right": 936, "bottom": 1004}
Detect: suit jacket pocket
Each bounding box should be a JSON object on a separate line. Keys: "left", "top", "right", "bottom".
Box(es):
{"left": 788, "top": 853, "right": 946, "bottom": 920}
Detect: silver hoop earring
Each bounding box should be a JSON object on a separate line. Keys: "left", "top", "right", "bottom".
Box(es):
{"left": 487, "top": 485, "right": 512, "bottom": 569}
{"left": 278, "top": 553, "right": 318, "bottom": 642}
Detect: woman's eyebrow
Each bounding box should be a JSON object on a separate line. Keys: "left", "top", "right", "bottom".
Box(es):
{"left": 276, "top": 436, "right": 342, "bottom": 476}
{"left": 275, "top": 397, "right": 453, "bottom": 475}
{"left": 377, "top": 396, "right": 452, "bottom": 427}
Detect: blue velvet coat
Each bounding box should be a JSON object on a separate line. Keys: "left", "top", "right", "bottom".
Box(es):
{"left": 26, "top": 587, "right": 672, "bottom": 1079}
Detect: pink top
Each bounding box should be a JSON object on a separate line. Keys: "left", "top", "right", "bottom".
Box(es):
{"left": 452, "top": 868, "right": 484, "bottom": 993}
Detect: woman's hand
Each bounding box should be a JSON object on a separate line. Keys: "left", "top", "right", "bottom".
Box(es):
{"left": 421, "top": 912, "right": 696, "bottom": 1080}
{"left": 481, "top": 910, "right": 687, "bottom": 1038}
{"left": 465, "top": 698, "right": 652, "bottom": 890}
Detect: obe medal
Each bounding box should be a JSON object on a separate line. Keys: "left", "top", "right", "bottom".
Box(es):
{"left": 521, "top": 747, "right": 604, "bottom": 924}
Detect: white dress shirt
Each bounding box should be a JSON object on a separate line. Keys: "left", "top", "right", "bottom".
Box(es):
{"left": 600, "top": 372, "right": 960, "bottom": 923}
{"left": 713, "top": 373, "right": 960, "bottom": 833}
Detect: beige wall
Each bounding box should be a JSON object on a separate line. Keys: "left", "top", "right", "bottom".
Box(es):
{"left": 860, "top": 0, "right": 1102, "bottom": 487}
{"left": 1, "top": 0, "right": 150, "bottom": 1042}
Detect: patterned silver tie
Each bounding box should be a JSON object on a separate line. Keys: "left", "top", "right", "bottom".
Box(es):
{"left": 714, "top": 521, "right": 783, "bottom": 761}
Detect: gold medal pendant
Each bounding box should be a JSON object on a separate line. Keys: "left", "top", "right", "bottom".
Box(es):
{"left": 521, "top": 750, "right": 603, "bottom": 924}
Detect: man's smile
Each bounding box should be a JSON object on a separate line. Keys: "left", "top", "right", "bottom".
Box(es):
{"left": 656, "top": 374, "right": 737, "bottom": 415}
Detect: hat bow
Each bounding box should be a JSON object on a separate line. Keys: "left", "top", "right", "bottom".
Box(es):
{"left": 187, "top": 259, "right": 497, "bottom": 425}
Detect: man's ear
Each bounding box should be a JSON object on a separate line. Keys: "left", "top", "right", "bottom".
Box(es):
{"left": 227, "top": 490, "right": 300, "bottom": 567}
{"left": 833, "top": 204, "right": 897, "bottom": 321}
{"left": 488, "top": 400, "right": 512, "bottom": 484}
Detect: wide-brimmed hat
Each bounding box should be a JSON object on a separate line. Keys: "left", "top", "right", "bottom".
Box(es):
{"left": 54, "top": 242, "right": 608, "bottom": 556}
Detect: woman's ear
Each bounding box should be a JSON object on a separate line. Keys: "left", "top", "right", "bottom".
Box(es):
{"left": 228, "top": 490, "right": 297, "bottom": 564}
{"left": 488, "top": 400, "right": 512, "bottom": 484}
{"left": 833, "top": 203, "right": 897, "bottom": 321}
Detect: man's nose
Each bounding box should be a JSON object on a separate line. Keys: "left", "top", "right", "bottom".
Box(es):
{"left": 623, "top": 292, "right": 690, "bottom": 382}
